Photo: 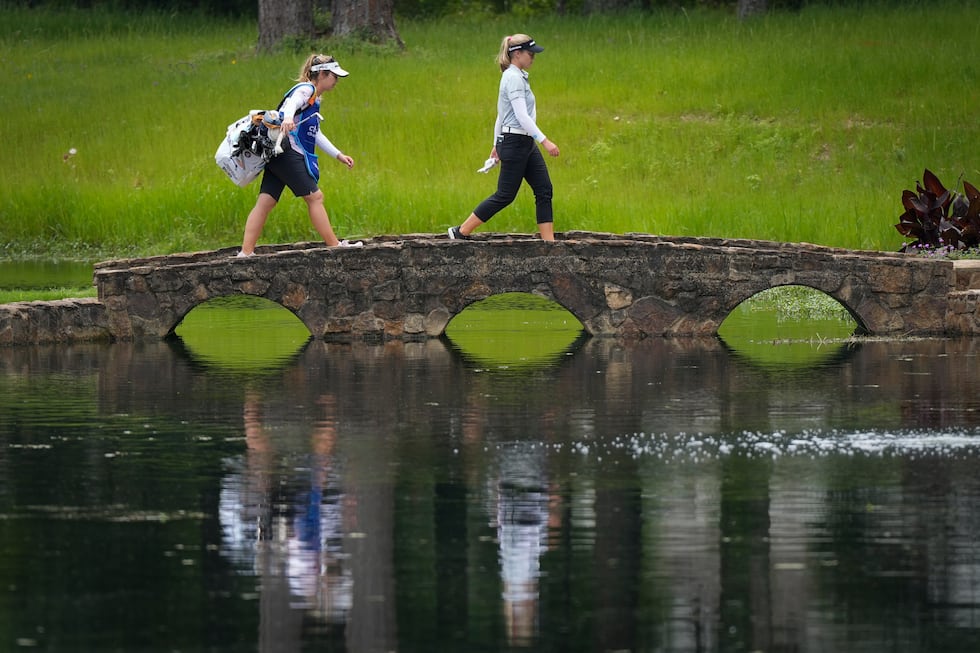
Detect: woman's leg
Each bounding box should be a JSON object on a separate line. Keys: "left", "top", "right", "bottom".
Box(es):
{"left": 303, "top": 189, "right": 341, "bottom": 247}
{"left": 459, "top": 136, "right": 529, "bottom": 235}
{"left": 241, "top": 193, "right": 278, "bottom": 255}
{"left": 456, "top": 213, "right": 485, "bottom": 237}
{"left": 523, "top": 146, "right": 554, "bottom": 241}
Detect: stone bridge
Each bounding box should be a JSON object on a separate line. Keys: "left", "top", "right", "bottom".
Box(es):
{"left": 86, "top": 231, "right": 980, "bottom": 342}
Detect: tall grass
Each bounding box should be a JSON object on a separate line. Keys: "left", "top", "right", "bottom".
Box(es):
{"left": 2, "top": 3, "right": 979, "bottom": 259}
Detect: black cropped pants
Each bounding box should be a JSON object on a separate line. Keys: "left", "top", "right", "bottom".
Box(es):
{"left": 473, "top": 133, "right": 553, "bottom": 224}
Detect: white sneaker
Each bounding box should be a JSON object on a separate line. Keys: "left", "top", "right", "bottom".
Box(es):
{"left": 338, "top": 239, "right": 363, "bottom": 248}
{"left": 235, "top": 250, "right": 254, "bottom": 258}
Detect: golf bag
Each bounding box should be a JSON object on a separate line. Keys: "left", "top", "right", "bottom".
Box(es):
{"left": 214, "top": 110, "right": 284, "bottom": 187}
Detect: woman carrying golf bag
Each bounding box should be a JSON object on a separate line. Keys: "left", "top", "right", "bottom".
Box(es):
{"left": 448, "top": 34, "right": 561, "bottom": 242}
{"left": 238, "top": 54, "right": 361, "bottom": 257}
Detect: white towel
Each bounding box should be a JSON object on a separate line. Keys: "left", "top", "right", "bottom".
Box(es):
{"left": 477, "top": 157, "right": 499, "bottom": 174}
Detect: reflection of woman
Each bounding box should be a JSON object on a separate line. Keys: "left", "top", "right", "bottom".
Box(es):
{"left": 238, "top": 54, "right": 362, "bottom": 257}
{"left": 218, "top": 391, "right": 352, "bottom": 623}
{"left": 492, "top": 442, "right": 551, "bottom": 645}
{"left": 448, "top": 34, "right": 560, "bottom": 242}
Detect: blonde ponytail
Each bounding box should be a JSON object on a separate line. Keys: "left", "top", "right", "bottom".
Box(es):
{"left": 496, "top": 33, "right": 532, "bottom": 71}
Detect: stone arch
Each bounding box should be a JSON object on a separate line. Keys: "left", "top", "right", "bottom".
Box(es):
{"left": 444, "top": 291, "right": 586, "bottom": 366}
{"left": 723, "top": 283, "right": 866, "bottom": 335}
{"left": 436, "top": 278, "right": 594, "bottom": 340}
{"left": 166, "top": 290, "right": 313, "bottom": 340}
{"left": 445, "top": 291, "right": 585, "bottom": 333}
{"left": 174, "top": 294, "right": 311, "bottom": 371}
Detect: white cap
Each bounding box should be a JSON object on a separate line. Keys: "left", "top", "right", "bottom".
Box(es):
{"left": 310, "top": 60, "right": 349, "bottom": 77}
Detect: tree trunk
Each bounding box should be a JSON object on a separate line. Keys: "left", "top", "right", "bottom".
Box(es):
{"left": 330, "top": 0, "right": 403, "bottom": 47}
{"left": 737, "top": 0, "right": 768, "bottom": 20}
{"left": 258, "top": 0, "right": 313, "bottom": 51}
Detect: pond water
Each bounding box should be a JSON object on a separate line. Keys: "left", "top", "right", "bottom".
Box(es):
{"left": 2, "top": 285, "right": 980, "bottom": 652}
{"left": 0, "top": 260, "right": 94, "bottom": 290}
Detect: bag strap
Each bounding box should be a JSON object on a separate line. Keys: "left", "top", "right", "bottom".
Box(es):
{"left": 277, "top": 82, "right": 317, "bottom": 114}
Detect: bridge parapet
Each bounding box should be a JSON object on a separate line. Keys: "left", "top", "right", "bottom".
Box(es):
{"left": 91, "top": 232, "right": 962, "bottom": 341}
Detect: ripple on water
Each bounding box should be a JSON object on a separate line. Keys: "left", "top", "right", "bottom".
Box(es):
{"left": 495, "top": 429, "right": 980, "bottom": 463}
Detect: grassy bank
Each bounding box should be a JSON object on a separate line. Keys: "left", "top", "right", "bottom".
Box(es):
{"left": 2, "top": 3, "right": 979, "bottom": 260}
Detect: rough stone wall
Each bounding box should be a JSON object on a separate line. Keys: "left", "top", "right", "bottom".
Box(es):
{"left": 945, "top": 290, "right": 980, "bottom": 334}
{"left": 0, "top": 298, "right": 110, "bottom": 346}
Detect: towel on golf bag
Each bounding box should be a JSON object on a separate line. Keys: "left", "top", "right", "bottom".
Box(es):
{"left": 214, "top": 110, "right": 285, "bottom": 187}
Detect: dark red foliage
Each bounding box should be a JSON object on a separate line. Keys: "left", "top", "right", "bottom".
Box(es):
{"left": 896, "top": 169, "right": 980, "bottom": 253}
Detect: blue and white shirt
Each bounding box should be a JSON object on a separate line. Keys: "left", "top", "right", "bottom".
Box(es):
{"left": 279, "top": 82, "right": 342, "bottom": 181}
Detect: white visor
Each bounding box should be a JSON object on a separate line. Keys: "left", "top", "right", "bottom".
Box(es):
{"left": 310, "top": 60, "right": 349, "bottom": 77}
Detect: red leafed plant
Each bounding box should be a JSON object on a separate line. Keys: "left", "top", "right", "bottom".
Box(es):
{"left": 896, "top": 169, "right": 980, "bottom": 253}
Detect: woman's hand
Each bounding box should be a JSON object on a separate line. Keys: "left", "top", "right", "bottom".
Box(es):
{"left": 542, "top": 138, "right": 560, "bottom": 157}
{"left": 337, "top": 153, "right": 354, "bottom": 169}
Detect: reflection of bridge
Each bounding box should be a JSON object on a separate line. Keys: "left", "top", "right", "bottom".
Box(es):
{"left": 90, "top": 232, "right": 980, "bottom": 341}
{"left": 4, "top": 232, "right": 980, "bottom": 346}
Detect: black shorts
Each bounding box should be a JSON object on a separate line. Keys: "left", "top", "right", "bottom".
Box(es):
{"left": 259, "top": 148, "right": 318, "bottom": 200}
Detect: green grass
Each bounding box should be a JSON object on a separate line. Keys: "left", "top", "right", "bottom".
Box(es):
{"left": 445, "top": 292, "right": 583, "bottom": 369}
{"left": 0, "top": 287, "right": 97, "bottom": 303}
{"left": 2, "top": 3, "right": 979, "bottom": 260}
{"left": 174, "top": 295, "right": 311, "bottom": 373}
{"left": 718, "top": 286, "right": 859, "bottom": 368}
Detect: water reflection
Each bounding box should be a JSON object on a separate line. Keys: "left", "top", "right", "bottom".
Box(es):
{"left": 491, "top": 443, "right": 553, "bottom": 645}
{"left": 719, "top": 285, "right": 859, "bottom": 370}
{"left": 3, "top": 333, "right": 980, "bottom": 651}
{"left": 220, "top": 390, "right": 355, "bottom": 648}
{"left": 175, "top": 296, "right": 311, "bottom": 374}
{"left": 446, "top": 292, "right": 583, "bottom": 370}
{"left": 215, "top": 363, "right": 403, "bottom": 651}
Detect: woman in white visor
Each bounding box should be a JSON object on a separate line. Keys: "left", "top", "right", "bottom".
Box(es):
{"left": 238, "top": 54, "right": 361, "bottom": 256}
